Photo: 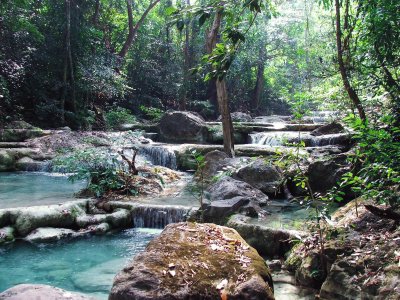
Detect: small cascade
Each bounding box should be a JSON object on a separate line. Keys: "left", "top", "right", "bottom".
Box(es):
{"left": 249, "top": 131, "right": 349, "bottom": 147}
{"left": 249, "top": 132, "right": 308, "bottom": 146}
{"left": 139, "top": 144, "right": 177, "bottom": 169}
{"left": 132, "top": 205, "right": 190, "bottom": 228}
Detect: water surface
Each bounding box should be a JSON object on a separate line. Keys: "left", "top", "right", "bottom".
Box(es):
{"left": 0, "top": 228, "right": 161, "bottom": 299}
{"left": 0, "top": 172, "right": 86, "bottom": 208}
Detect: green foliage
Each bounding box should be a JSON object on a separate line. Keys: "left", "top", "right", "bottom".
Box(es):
{"left": 189, "top": 149, "right": 207, "bottom": 221}
{"left": 53, "top": 149, "right": 127, "bottom": 197}
{"left": 139, "top": 105, "right": 164, "bottom": 122}
{"left": 105, "top": 107, "right": 136, "bottom": 130}
{"left": 332, "top": 114, "right": 400, "bottom": 207}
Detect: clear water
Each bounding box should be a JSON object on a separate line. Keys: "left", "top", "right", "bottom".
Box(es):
{"left": 0, "top": 172, "right": 86, "bottom": 208}
{"left": 0, "top": 228, "right": 161, "bottom": 299}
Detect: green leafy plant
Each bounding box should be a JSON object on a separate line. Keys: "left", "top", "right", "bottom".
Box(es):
{"left": 332, "top": 114, "right": 400, "bottom": 208}
{"left": 139, "top": 105, "right": 164, "bottom": 122}
{"left": 105, "top": 107, "right": 136, "bottom": 130}
{"left": 189, "top": 149, "right": 207, "bottom": 222}
{"left": 53, "top": 149, "right": 135, "bottom": 197}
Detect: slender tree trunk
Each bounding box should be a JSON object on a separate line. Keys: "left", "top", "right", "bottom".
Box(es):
{"left": 180, "top": 0, "right": 191, "bottom": 111}
{"left": 252, "top": 46, "right": 265, "bottom": 111}
{"left": 335, "top": 0, "right": 366, "bottom": 121}
{"left": 92, "top": 0, "right": 100, "bottom": 26}
{"left": 206, "top": 7, "right": 235, "bottom": 157}
{"left": 205, "top": 8, "right": 223, "bottom": 113}
{"left": 118, "top": 0, "right": 161, "bottom": 59}
{"left": 216, "top": 78, "right": 235, "bottom": 157}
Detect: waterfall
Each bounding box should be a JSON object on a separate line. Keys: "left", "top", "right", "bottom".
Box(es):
{"left": 249, "top": 131, "right": 349, "bottom": 147}
{"left": 139, "top": 145, "right": 177, "bottom": 169}
{"left": 132, "top": 205, "right": 190, "bottom": 228}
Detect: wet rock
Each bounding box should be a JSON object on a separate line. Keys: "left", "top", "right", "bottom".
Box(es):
{"left": 13, "top": 201, "right": 87, "bottom": 236}
{"left": 307, "top": 155, "right": 350, "bottom": 193}
{"left": 218, "top": 112, "right": 253, "bottom": 122}
{"left": 159, "top": 111, "right": 208, "bottom": 143}
{"left": 76, "top": 208, "right": 131, "bottom": 229}
{"left": 234, "top": 158, "right": 283, "bottom": 196}
{"left": 24, "top": 227, "right": 77, "bottom": 243}
{"left": 0, "top": 226, "right": 15, "bottom": 244}
{"left": 203, "top": 196, "right": 252, "bottom": 223}
{"left": 110, "top": 222, "right": 274, "bottom": 300}
{"left": 227, "top": 214, "right": 306, "bottom": 257}
{"left": 87, "top": 222, "right": 111, "bottom": 234}
{"left": 0, "top": 151, "right": 14, "bottom": 171}
{"left": 15, "top": 156, "right": 48, "bottom": 171}
{"left": 310, "top": 122, "right": 344, "bottom": 136}
{"left": 201, "top": 150, "right": 251, "bottom": 181}
{"left": 295, "top": 251, "right": 327, "bottom": 289}
{"left": 0, "top": 128, "right": 49, "bottom": 142}
{"left": 267, "top": 260, "right": 282, "bottom": 271}
{"left": 208, "top": 176, "right": 269, "bottom": 206}
{"left": 0, "top": 284, "right": 95, "bottom": 300}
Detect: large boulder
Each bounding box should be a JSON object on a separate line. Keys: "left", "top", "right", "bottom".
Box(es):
{"left": 208, "top": 176, "right": 269, "bottom": 206}
{"left": 307, "top": 155, "right": 350, "bottom": 193}
{"left": 159, "top": 111, "right": 208, "bottom": 143}
{"left": 310, "top": 122, "right": 344, "bottom": 136}
{"left": 201, "top": 150, "right": 251, "bottom": 182}
{"left": 202, "top": 197, "right": 257, "bottom": 223}
{"left": 110, "top": 222, "right": 274, "bottom": 300}
{"left": 234, "top": 158, "right": 283, "bottom": 196}
{"left": 0, "top": 284, "right": 95, "bottom": 300}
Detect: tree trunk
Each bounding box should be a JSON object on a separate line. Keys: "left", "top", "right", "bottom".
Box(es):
{"left": 118, "top": 0, "right": 161, "bottom": 59}
{"left": 216, "top": 78, "right": 235, "bottom": 157}
{"left": 252, "top": 46, "right": 265, "bottom": 111}
{"left": 180, "top": 0, "right": 191, "bottom": 111}
{"left": 205, "top": 8, "right": 223, "bottom": 113}
{"left": 206, "top": 7, "right": 235, "bottom": 157}
{"left": 335, "top": 0, "right": 366, "bottom": 121}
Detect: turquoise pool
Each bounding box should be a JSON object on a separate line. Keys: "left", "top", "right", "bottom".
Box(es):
{"left": 0, "top": 228, "right": 161, "bottom": 299}
{"left": 0, "top": 172, "right": 86, "bottom": 208}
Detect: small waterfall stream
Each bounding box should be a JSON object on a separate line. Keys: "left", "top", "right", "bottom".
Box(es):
{"left": 139, "top": 144, "right": 177, "bottom": 169}
{"left": 249, "top": 131, "right": 349, "bottom": 147}
{"left": 132, "top": 205, "right": 190, "bottom": 228}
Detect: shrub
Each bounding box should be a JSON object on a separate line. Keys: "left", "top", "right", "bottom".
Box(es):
{"left": 139, "top": 105, "right": 164, "bottom": 122}
{"left": 105, "top": 107, "right": 136, "bottom": 130}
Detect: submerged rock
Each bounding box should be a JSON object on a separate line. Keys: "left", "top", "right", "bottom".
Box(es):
{"left": 24, "top": 227, "right": 77, "bottom": 243}
{"left": 110, "top": 222, "right": 274, "bottom": 300}
{"left": 227, "top": 214, "right": 306, "bottom": 257}
{"left": 0, "top": 284, "right": 95, "bottom": 300}
{"left": 159, "top": 111, "right": 208, "bottom": 143}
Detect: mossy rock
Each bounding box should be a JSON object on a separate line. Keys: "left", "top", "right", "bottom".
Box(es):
{"left": 110, "top": 222, "right": 275, "bottom": 300}
{"left": 0, "top": 226, "right": 15, "bottom": 244}
{"left": 0, "top": 151, "right": 15, "bottom": 171}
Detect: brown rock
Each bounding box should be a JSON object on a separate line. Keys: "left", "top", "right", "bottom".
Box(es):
{"left": 109, "top": 222, "right": 274, "bottom": 300}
